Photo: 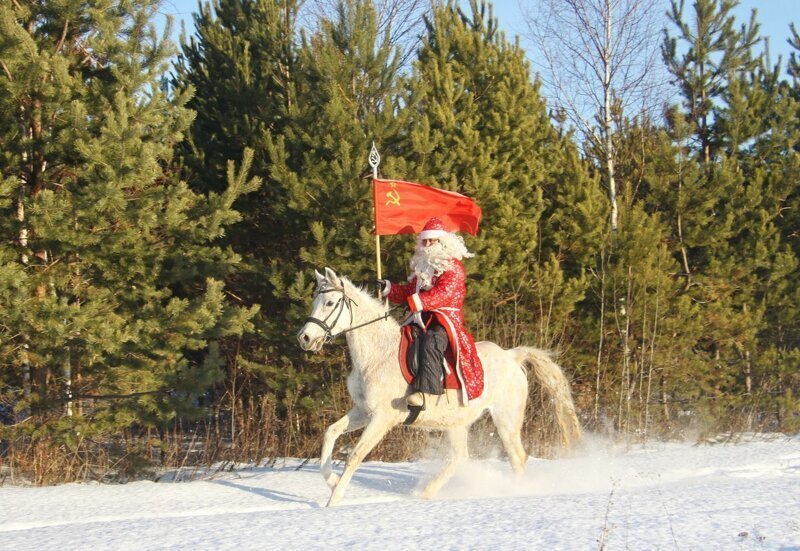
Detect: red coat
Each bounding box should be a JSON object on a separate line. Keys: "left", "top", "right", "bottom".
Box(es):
{"left": 387, "top": 259, "right": 484, "bottom": 402}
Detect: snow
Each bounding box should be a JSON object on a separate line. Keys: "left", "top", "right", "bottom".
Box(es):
{"left": 2, "top": 434, "right": 800, "bottom": 550}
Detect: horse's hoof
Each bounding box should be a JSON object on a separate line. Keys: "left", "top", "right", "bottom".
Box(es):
{"left": 420, "top": 487, "right": 437, "bottom": 500}
{"left": 325, "top": 473, "right": 339, "bottom": 490}
{"left": 325, "top": 473, "right": 340, "bottom": 489}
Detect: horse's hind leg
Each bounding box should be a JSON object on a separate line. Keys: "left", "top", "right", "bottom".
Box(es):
{"left": 321, "top": 408, "right": 368, "bottom": 489}
{"left": 420, "top": 425, "right": 468, "bottom": 500}
{"left": 327, "top": 415, "right": 393, "bottom": 507}
{"left": 491, "top": 389, "right": 528, "bottom": 475}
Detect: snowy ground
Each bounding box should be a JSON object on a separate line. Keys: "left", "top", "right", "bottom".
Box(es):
{"left": 2, "top": 434, "right": 799, "bottom": 550}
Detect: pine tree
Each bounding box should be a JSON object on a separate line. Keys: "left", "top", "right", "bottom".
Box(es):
{"left": 656, "top": 0, "right": 758, "bottom": 409}
{"left": 397, "top": 1, "right": 606, "bottom": 448}
{"left": 653, "top": 1, "right": 800, "bottom": 430}
{"left": 662, "top": 0, "right": 760, "bottom": 165}
{"left": 587, "top": 115, "right": 707, "bottom": 435}
{"left": 172, "top": 0, "right": 306, "bottom": 452}
{"left": 173, "top": 0, "right": 300, "bottom": 235}
{"left": 264, "top": 0, "right": 409, "bottom": 446}
{"left": 718, "top": 52, "right": 798, "bottom": 420}
{"left": 402, "top": 1, "right": 603, "bottom": 351}
{"left": 660, "top": 0, "right": 758, "bottom": 279}
{"left": 737, "top": 24, "right": 800, "bottom": 429}
{"left": 0, "top": 0, "right": 258, "bottom": 468}
{"left": 175, "top": 0, "right": 410, "bottom": 453}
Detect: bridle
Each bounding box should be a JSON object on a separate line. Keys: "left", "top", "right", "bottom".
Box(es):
{"left": 304, "top": 287, "right": 354, "bottom": 345}
{"left": 303, "top": 285, "right": 392, "bottom": 345}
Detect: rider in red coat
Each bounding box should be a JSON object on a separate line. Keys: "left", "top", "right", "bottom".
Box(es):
{"left": 379, "top": 217, "right": 484, "bottom": 409}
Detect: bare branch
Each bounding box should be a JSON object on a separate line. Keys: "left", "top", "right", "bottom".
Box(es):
{"left": 0, "top": 59, "right": 12, "bottom": 81}
{"left": 55, "top": 19, "right": 69, "bottom": 54}
{"left": 300, "top": 0, "right": 430, "bottom": 68}
{"left": 522, "top": 0, "right": 670, "bottom": 233}
{"left": 523, "top": 0, "right": 669, "bottom": 133}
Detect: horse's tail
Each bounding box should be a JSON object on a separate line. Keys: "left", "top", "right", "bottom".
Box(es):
{"left": 510, "top": 347, "right": 582, "bottom": 450}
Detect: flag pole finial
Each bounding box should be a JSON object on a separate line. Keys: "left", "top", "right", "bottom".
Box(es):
{"left": 369, "top": 142, "right": 381, "bottom": 178}
{"left": 370, "top": 143, "right": 384, "bottom": 290}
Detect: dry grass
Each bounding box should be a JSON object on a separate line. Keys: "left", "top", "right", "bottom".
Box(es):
{"left": 0, "top": 395, "right": 283, "bottom": 486}
{"left": 2, "top": 389, "right": 793, "bottom": 486}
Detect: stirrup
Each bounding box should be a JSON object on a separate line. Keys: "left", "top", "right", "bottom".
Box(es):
{"left": 404, "top": 405, "right": 423, "bottom": 425}
{"left": 404, "top": 391, "right": 426, "bottom": 425}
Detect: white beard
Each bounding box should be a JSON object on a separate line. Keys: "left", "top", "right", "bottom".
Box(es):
{"left": 409, "top": 242, "right": 454, "bottom": 290}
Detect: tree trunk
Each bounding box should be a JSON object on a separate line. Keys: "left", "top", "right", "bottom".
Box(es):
{"left": 594, "top": 249, "right": 607, "bottom": 427}
{"left": 17, "top": 193, "right": 31, "bottom": 405}
{"left": 603, "top": 0, "right": 618, "bottom": 235}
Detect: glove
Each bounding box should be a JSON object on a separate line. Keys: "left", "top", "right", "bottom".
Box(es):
{"left": 375, "top": 279, "right": 391, "bottom": 297}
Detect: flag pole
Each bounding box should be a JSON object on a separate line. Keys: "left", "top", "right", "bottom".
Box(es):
{"left": 369, "top": 143, "right": 382, "bottom": 284}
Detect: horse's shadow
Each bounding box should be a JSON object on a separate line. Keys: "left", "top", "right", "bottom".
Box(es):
{"left": 211, "top": 462, "right": 424, "bottom": 505}
{"left": 214, "top": 478, "right": 322, "bottom": 508}
{"left": 339, "top": 462, "right": 425, "bottom": 496}
{"left": 280, "top": 460, "right": 423, "bottom": 496}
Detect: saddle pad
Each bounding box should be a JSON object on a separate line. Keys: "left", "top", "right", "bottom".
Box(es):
{"left": 398, "top": 324, "right": 461, "bottom": 390}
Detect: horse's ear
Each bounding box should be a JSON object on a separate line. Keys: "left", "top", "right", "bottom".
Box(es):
{"left": 324, "top": 266, "right": 341, "bottom": 287}
{"left": 314, "top": 269, "right": 325, "bottom": 286}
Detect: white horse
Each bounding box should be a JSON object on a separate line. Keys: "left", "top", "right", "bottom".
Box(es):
{"left": 297, "top": 267, "right": 581, "bottom": 506}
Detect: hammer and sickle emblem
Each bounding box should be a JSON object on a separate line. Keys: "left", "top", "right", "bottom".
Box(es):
{"left": 385, "top": 182, "right": 401, "bottom": 206}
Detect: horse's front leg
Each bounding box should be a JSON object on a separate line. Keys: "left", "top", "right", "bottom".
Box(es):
{"left": 321, "top": 408, "right": 368, "bottom": 489}
{"left": 326, "top": 415, "right": 394, "bottom": 507}
{"left": 421, "top": 425, "right": 468, "bottom": 500}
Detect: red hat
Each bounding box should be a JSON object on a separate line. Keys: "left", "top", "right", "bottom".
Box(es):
{"left": 419, "top": 217, "right": 448, "bottom": 240}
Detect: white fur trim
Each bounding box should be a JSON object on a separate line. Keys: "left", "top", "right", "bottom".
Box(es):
{"left": 409, "top": 293, "right": 423, "bottom": 312}
{"left": 419, "top": 229, "right": 447, "bottom": 240}
{"left": 434, "top": 309, "right": 469, "bottom": 405}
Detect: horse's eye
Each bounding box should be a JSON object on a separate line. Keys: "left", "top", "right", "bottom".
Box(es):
{"left": 326, "top": 301, "right": 335, "bottom": 307}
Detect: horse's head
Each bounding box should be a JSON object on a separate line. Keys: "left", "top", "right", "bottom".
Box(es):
{"left": 296, "top": 267, "right": 353, "bottom": 352}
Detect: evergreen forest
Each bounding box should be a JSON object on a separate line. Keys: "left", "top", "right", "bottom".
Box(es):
{"left": 1, "top": 0, "right": 799, "bottom": 483}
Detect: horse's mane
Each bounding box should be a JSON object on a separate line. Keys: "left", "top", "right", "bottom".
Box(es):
{"left": 321, "top": 275, "right": 400, "bottom": 376}
{"left": 337, "top": 277, "right": 399, "bottom": 328}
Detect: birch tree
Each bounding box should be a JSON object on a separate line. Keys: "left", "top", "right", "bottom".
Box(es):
{"left": 523, "top": 0, "right": 666, "bottom": 234}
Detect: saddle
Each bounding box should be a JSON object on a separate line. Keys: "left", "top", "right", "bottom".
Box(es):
{"left": 398, "top": 322, "right": 461, "bottom": 391}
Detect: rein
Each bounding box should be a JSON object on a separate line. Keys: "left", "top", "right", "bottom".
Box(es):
{"left": 336, "top": 309, "right": 393, "bottom": 338}
{"left": 305, "top": 287, "right": 393, "bottom": 344}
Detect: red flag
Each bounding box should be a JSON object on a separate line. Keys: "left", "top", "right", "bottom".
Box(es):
{"left": 372, "top": 179, "right": 482, "bottom": 236}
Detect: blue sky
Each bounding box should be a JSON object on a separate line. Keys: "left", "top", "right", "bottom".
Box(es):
{"left": 156, "top": 0, "right": 798, "bottom": 68}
